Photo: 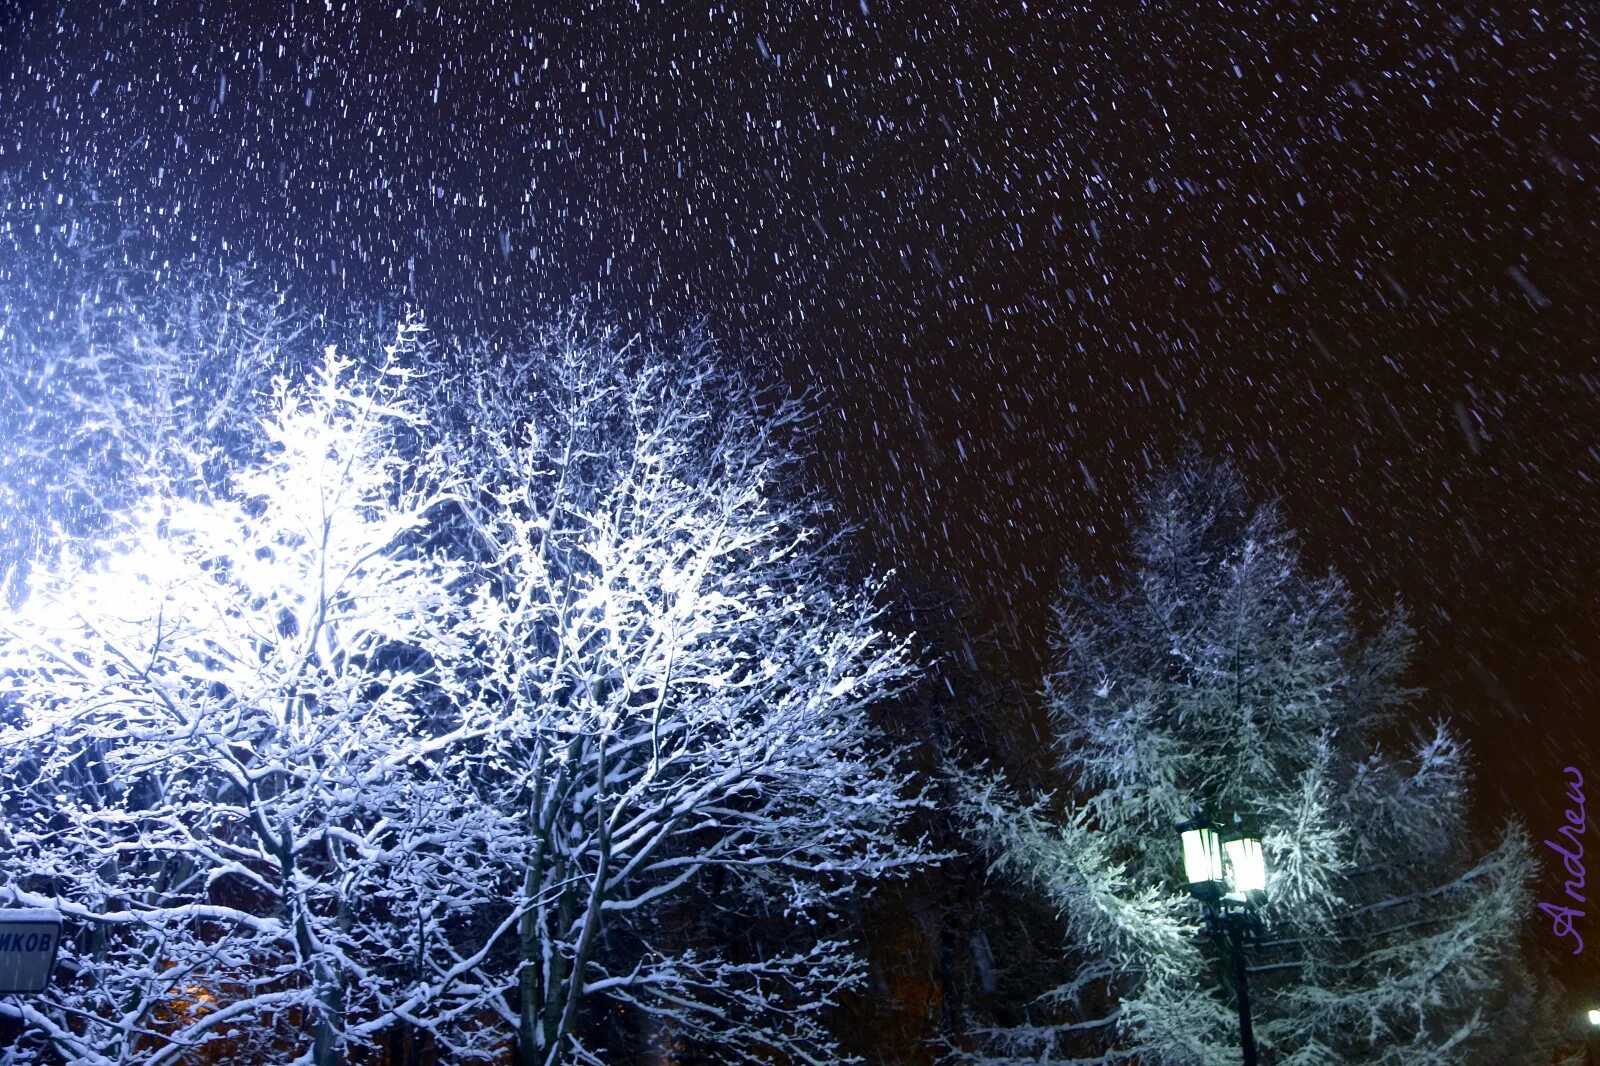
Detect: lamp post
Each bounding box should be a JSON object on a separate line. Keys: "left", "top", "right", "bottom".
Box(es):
{"left": 1577, "top": 1008, "right": 1600, "bottom": 1066}
{"left": 1178, "top": 817, "right": 1267, "bottom": 1066}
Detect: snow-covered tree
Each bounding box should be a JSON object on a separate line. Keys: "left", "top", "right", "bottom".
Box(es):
{"left": 433, "top": 321, "right": 939, "bottom": 1066}
{"left": 0, "top": 191, "right": 295, "bottom": 602}
{"left": 0, "top": 330, "right": 516, "bottom": 1065}
{"left": 949, "top": 457, "right": 1533, "bottom": 1066}
{"left": 0, "top": 299, "right": 938, "bottom": 1065}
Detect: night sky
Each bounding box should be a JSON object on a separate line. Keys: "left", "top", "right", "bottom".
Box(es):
{"left": 5, "top": 0, "right": 1598, "bottom": 1006}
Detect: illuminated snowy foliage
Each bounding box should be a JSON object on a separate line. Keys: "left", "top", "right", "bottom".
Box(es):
{"left": 432, "top": 321, "right": 937, "bottom": 1066}
{"left": 948, "top": 459, "right": 1534, "bottom": 1066}
{"left": 0, "top": 334, "right": 515, "bottom": 1064}
{"left": 0, "top": 317, "right": 936, "bottom": 1065}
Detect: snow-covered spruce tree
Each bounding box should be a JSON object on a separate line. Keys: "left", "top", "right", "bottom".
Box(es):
{"left": 0, "top": 330, "right": 516, "bottom": 1065}
{"left": 432, "top": 321, "right": 938, "bottom": 1066}
{"left": 948, "top": 457, "right": 1532, "bottom": 1066}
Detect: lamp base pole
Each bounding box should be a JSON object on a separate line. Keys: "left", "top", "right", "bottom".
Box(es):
{"left": 1227, "top": 919, "right": 1259, "bottom": 1066}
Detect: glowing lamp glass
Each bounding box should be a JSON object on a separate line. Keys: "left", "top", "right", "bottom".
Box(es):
{"left": 1224, "top": 834, "right": 1268, "bottom": 902}
{"left": 1179, "top": 821, "right": 1227, "bottom": 901}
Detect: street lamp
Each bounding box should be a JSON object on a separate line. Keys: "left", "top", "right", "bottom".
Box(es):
{"left": 1178, "top": 816, "right": 1266, "bottom": 1066}
{"left": 1180, "top": 819, "right": 1227, "bottom": 900}
{"left": 1224, "top": 834, "right": 1267, "bottom": 902}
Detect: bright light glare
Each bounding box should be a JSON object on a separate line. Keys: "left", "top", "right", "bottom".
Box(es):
{"left": 1181, "top": 823, "right": 1225, "bottom": 888}
{"left": 1224, "top": 835, "right": 1267, "bottom": 900}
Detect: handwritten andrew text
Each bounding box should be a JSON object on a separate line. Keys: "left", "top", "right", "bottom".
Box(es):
{"left": 1538, "top": 767, "right": 1587, "bottom": 954}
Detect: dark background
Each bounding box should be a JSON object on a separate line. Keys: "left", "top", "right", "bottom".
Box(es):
{"left": 4, "top": 0, "right": 1597, "bottom": 1030}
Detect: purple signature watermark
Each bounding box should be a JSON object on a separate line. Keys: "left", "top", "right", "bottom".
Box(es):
{"left": 1538, "top": 767, "right": 1587, "bottom": 954}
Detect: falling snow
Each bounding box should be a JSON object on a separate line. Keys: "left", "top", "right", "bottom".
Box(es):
{"left": 2, "top": 0, "right": 1599, "bottom": 1057}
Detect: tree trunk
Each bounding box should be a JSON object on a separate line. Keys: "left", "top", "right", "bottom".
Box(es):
{"left": 305, "top": 925, "right": 345, "bottom": 1066}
